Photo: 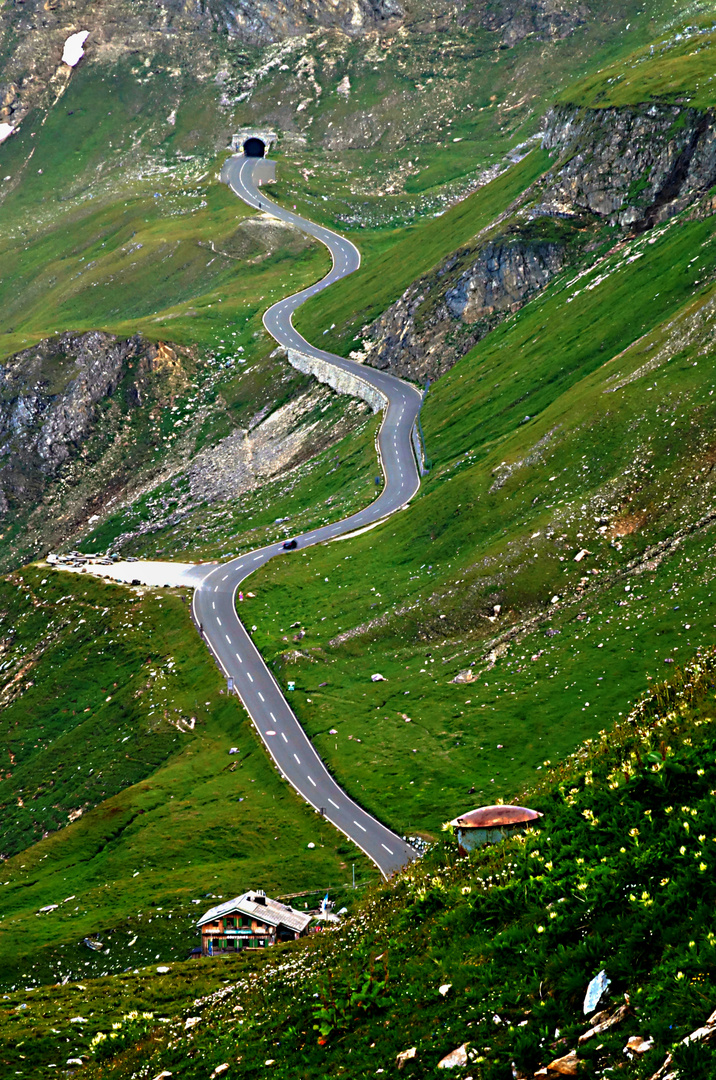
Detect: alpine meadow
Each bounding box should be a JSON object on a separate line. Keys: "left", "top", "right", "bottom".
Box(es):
{"left": 2, "top": 1, "right": 716, "bottom": 1078}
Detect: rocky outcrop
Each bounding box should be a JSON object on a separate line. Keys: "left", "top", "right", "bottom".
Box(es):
{"left": 445, "top": 240, "right": 564, "bottom": 322}
{"left": 0, "top": 331, "right": 198, "bottom": 569}
{"left": 93, "top": 381, "right": 371, "bottom": 551}
{"left": 410, "top": 0, "right": 586, "bottom": 42}
{"left": 0, "top": 332, "right": 141, "bottom": 489}
{"left": 186, "top": 383, "right": 369, "bottom": 503}
{"left": 471, "top": 0, "right": 588, "bottom": 47}
{"left": 363, "top": 232, "right": 567, "bottom": 383}
{"left": 0, "top": 329, "right": 375, "bottom": 568}
{"left": 210, "top": 0, "right": 402, "bottom": 42}
{"left": 363, "top": 100, "right": 716, "bottom": 385}
{"left": 540, "top": 103, "right": 716, "bottom": 228}
{"left": 0, "top": 82, "right": 19, "bottom": 125}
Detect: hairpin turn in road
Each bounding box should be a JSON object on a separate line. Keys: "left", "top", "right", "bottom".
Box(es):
{"left": 192, "top": 154, "right": 424, "bottom": 877}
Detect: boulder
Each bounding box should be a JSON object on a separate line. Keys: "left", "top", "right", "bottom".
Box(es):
{"left": 437, "top": 1044, "right": 469, "bottom": 1069}
{"left": 625, "top": 1035, "right": 653, "bottom": 1057}
{"left": 578, "top": 1001, "right": 630, "bottom": 1043}
{"left": 396, "top": 1047, "right": 417, "bottom": 1069}
{"left": 544, "top": 1049, "right": 579, "bottom": 1075}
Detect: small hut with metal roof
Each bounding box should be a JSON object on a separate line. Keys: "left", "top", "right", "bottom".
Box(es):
{"left": 196, "top": 889, "right": 312, "bottom": 956}
{"left": 450, "top": 804, "right": 543, "bottom": 855}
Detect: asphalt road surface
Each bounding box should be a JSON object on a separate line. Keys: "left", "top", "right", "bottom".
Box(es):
{"left": 193, "top": 154, "right": 424, "bottom": 877}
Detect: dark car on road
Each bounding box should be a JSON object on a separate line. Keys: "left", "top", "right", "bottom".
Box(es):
{"left": 282, "top": 539, "right": 298, "bottom": 550}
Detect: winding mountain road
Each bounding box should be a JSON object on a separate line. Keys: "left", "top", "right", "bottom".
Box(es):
{"left": 192, "top": 154, "right": 424, "bottom": 877}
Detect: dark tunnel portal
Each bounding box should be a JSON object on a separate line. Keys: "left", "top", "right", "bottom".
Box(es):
{"left": 244, "top": 137, "right": 266, "bottom": 158}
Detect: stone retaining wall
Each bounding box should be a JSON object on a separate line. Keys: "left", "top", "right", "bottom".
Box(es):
{"left": 411, "top": 421, "right": 428, "bottom": 475}
{"left": 287, "top": 349, "right": 386, "bottom": 414}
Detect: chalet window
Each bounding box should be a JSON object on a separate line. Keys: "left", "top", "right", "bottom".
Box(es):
{"left": 240, "top": 915, "right": 251, "bottom": 928}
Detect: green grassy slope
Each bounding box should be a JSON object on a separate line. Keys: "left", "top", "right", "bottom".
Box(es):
{"left": 2, "top": 0, "right": 716, "bottom": 1033}
{"left": 8, "top": 654, "right": 716, "bottom": 1079}
{"left": 560, "top": 16, "right": 716, "bottom": 109}
{"left": 0, "top": 55, "right": 329, "bottom": 360}
{"left": 238, "top": 203, "right": 716, "bottom": 837}
{"left": 293, "top": 148, "right": 551, "bottom": 358}
{"left": 0, "top": 569, "right": 373, "bottom": 993}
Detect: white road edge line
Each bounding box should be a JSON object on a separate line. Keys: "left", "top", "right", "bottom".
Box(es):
{"left": 192, "top": 154, "right": 426, "bottom": 880}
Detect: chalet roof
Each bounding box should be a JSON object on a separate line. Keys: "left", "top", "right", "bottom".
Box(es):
{"left": 450, "top": 804, "right": 543, "bottom": 829}
{"left": 196, "top": 891, "right": 312, "bottom": 935}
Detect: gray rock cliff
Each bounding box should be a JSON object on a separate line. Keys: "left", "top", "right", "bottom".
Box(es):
{"left": 0, "top": 330, "right": 192, "bottom": 562}
{"left": 364, "top": 232, "right": 567, "bottom": 383}
{"left": 540, "top": 103, "right": 716, "bottom": 228}
{"left": 0, "top": 332, "right": 141, "bottom": 491}
{"left": 473, "top": 0, "right": 588, "bottom": 46}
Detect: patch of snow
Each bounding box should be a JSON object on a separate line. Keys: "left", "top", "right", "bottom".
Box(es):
{"left": 0, "top": 123, "right": 15, "bottom": 145}
{"left": 62, "top": 31, "right": 90, "bottom": 68}
{"left": 55, "top": 559, "right": 210, "bottom": 588}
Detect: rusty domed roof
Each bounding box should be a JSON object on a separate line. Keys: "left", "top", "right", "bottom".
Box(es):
{"left": 450, "top": 804, "right": 542, "bottom": 829}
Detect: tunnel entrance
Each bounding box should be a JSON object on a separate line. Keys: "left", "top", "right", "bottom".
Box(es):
{"left": 243, "top": 137, "right": 266, "bottom": 158}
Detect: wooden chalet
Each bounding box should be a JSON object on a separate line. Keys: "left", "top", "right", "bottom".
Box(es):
{"left": 196, "top": 889, "right": 312, "bottom": 956}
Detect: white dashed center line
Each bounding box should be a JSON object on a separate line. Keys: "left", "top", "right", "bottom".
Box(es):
{"left": 214, "top": 160, "right": 422, "bottom": 874}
